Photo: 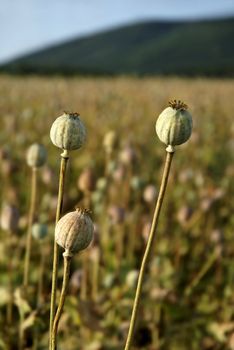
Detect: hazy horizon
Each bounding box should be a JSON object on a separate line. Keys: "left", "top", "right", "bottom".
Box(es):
{"left": 1, "top": 0, "right": 234, "bottom": 64}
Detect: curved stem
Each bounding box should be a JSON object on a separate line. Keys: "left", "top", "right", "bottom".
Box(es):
{"left": 51, "top": 254, "right": 72, "bottom": 350}
{"left": 23, "top": 167, "right": 38, "bottom": 290}
{"left": 124, "top": 150, "right": 174, "bottom": 350}
{"left": 49, "top": 153, "right": 69, "bottom": 349}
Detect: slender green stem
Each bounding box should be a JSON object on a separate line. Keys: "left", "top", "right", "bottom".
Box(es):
{"left": 124, "top": 150, "right": 174, "bottom": 350}
{"left": 49, "top": 152, "right": 69, "bottom": 349}
{"left": 51, "top": 253, "right": 72, "bottom": 350}
{"left": 33, "top": 244, "right": 45, "bottom": 350}
{"left": 22, "top": 167, "right": 38, "bottom": 350}
{"left": 23, "top": 167, "right": 38, "bottom": 291}
{"left": 37, "top": 242, "right": 46, "bottom": 307}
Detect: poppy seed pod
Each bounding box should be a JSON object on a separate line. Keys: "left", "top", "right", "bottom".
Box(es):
{"left": 42, "top": 166, "right": 54, "bottom": 185}
{"left": 156, "top": 100, "right": 193, "bottom": 151}
{"left": 108, "top": 205, "right": 125, "bottom": 224}
{"left": 32, "top": 223, "right": 48, "bottom": 240}
{"left": 26, "top": 143, "right": 47, "bottom": 168}
{"left": 103, "top": 130, "right": 118, "bottom": 154}
{"left": 131, "top": 176, "right": 144, "bottom": 191}
{"left": 96, "top": 177, "right": 107, "bottom": 192}
{"left": 55, "top": 208, "right": 94, "bottom": 256}
{"left": 70, "top": 269, "right": 83, "bottom": 293}
{"left": 112, "top": 164, "right": 126, "bottom": 182}
{"left": 143, "top": 185, "right": 157, "bottom": 204}
{"left": 77, "top": 168, "right": 96, "bottom": 193}
{"left": 50, "top": 112, "right": 86, "bottom": 151}
{"left": 210, "top": 229, "right": 223, "bottom": 244}
{"left": 177, "top": 206, "right": 193, "bottom": 226}
{"left": 119, "top": 145, "right": 136, "bottom": 165}
{"left": 2, "top": 160, "right": 18, "bottom": 176}
{"left": 0, "top": 203, "right": 19, "bottom": 232}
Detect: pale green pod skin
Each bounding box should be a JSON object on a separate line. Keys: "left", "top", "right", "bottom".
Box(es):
{"left": 32, "top": 223, "right": 48, "bottom": 240}
{"left": 26, "top": 143, "right": 47, "bottom": 168}
{"left": 156, "top": 107, "right": 193, "bottom": 147}
{"left": 50, "top": 113, "right": 86, "bottom": 151}
{"left": 55, "top": 209, "right": 94, "bottom": 255}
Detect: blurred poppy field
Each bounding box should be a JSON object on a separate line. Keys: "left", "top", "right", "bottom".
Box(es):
{"left": 0, "top": 75, "right": 233, "bottom": 350}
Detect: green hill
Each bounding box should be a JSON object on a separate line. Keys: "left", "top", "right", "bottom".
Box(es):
{"left": 1, "top": 17, "right": 234, "bottom": 76}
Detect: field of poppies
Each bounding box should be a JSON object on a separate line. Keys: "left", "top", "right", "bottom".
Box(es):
{"left": 0, "top": 75, "right": 233, "bottom": 350}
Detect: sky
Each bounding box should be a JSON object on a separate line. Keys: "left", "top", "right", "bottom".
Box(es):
{"left": 1, "top": 0, "right": 234, "bottom": 63}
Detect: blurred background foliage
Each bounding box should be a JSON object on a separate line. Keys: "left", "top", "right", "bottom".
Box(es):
{"left": 0, "top": 75, "right": 233, "bottom": 349}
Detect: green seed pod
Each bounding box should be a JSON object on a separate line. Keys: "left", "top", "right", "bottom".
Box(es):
{"left": 50, "top": 112, "right": 86, "bottom": 151}
{"left": 143, "top": 185, "right": 157, "bottom": 204}
{"left": 156, "top": 100, "right": 193, "bottom": 151}
{"left": 130, "top": 176, "right": 144, "bottom": 191}
{"left": 108, "top": 205, "right": 125, "bottom": 224}
{"left": 32, "top": 223, "right": 48, "bottom": 240}
{"left": 77, "top": 168, "right": 96, "bottom": 193}
{"left": 119, "top": 145, "right": 136, "bottom": 165}
{"left": 26, "top": 143, "right": 47, "bottom": 168}
{"left": 55, "top": 208, "right": 94, "bottom": 256}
